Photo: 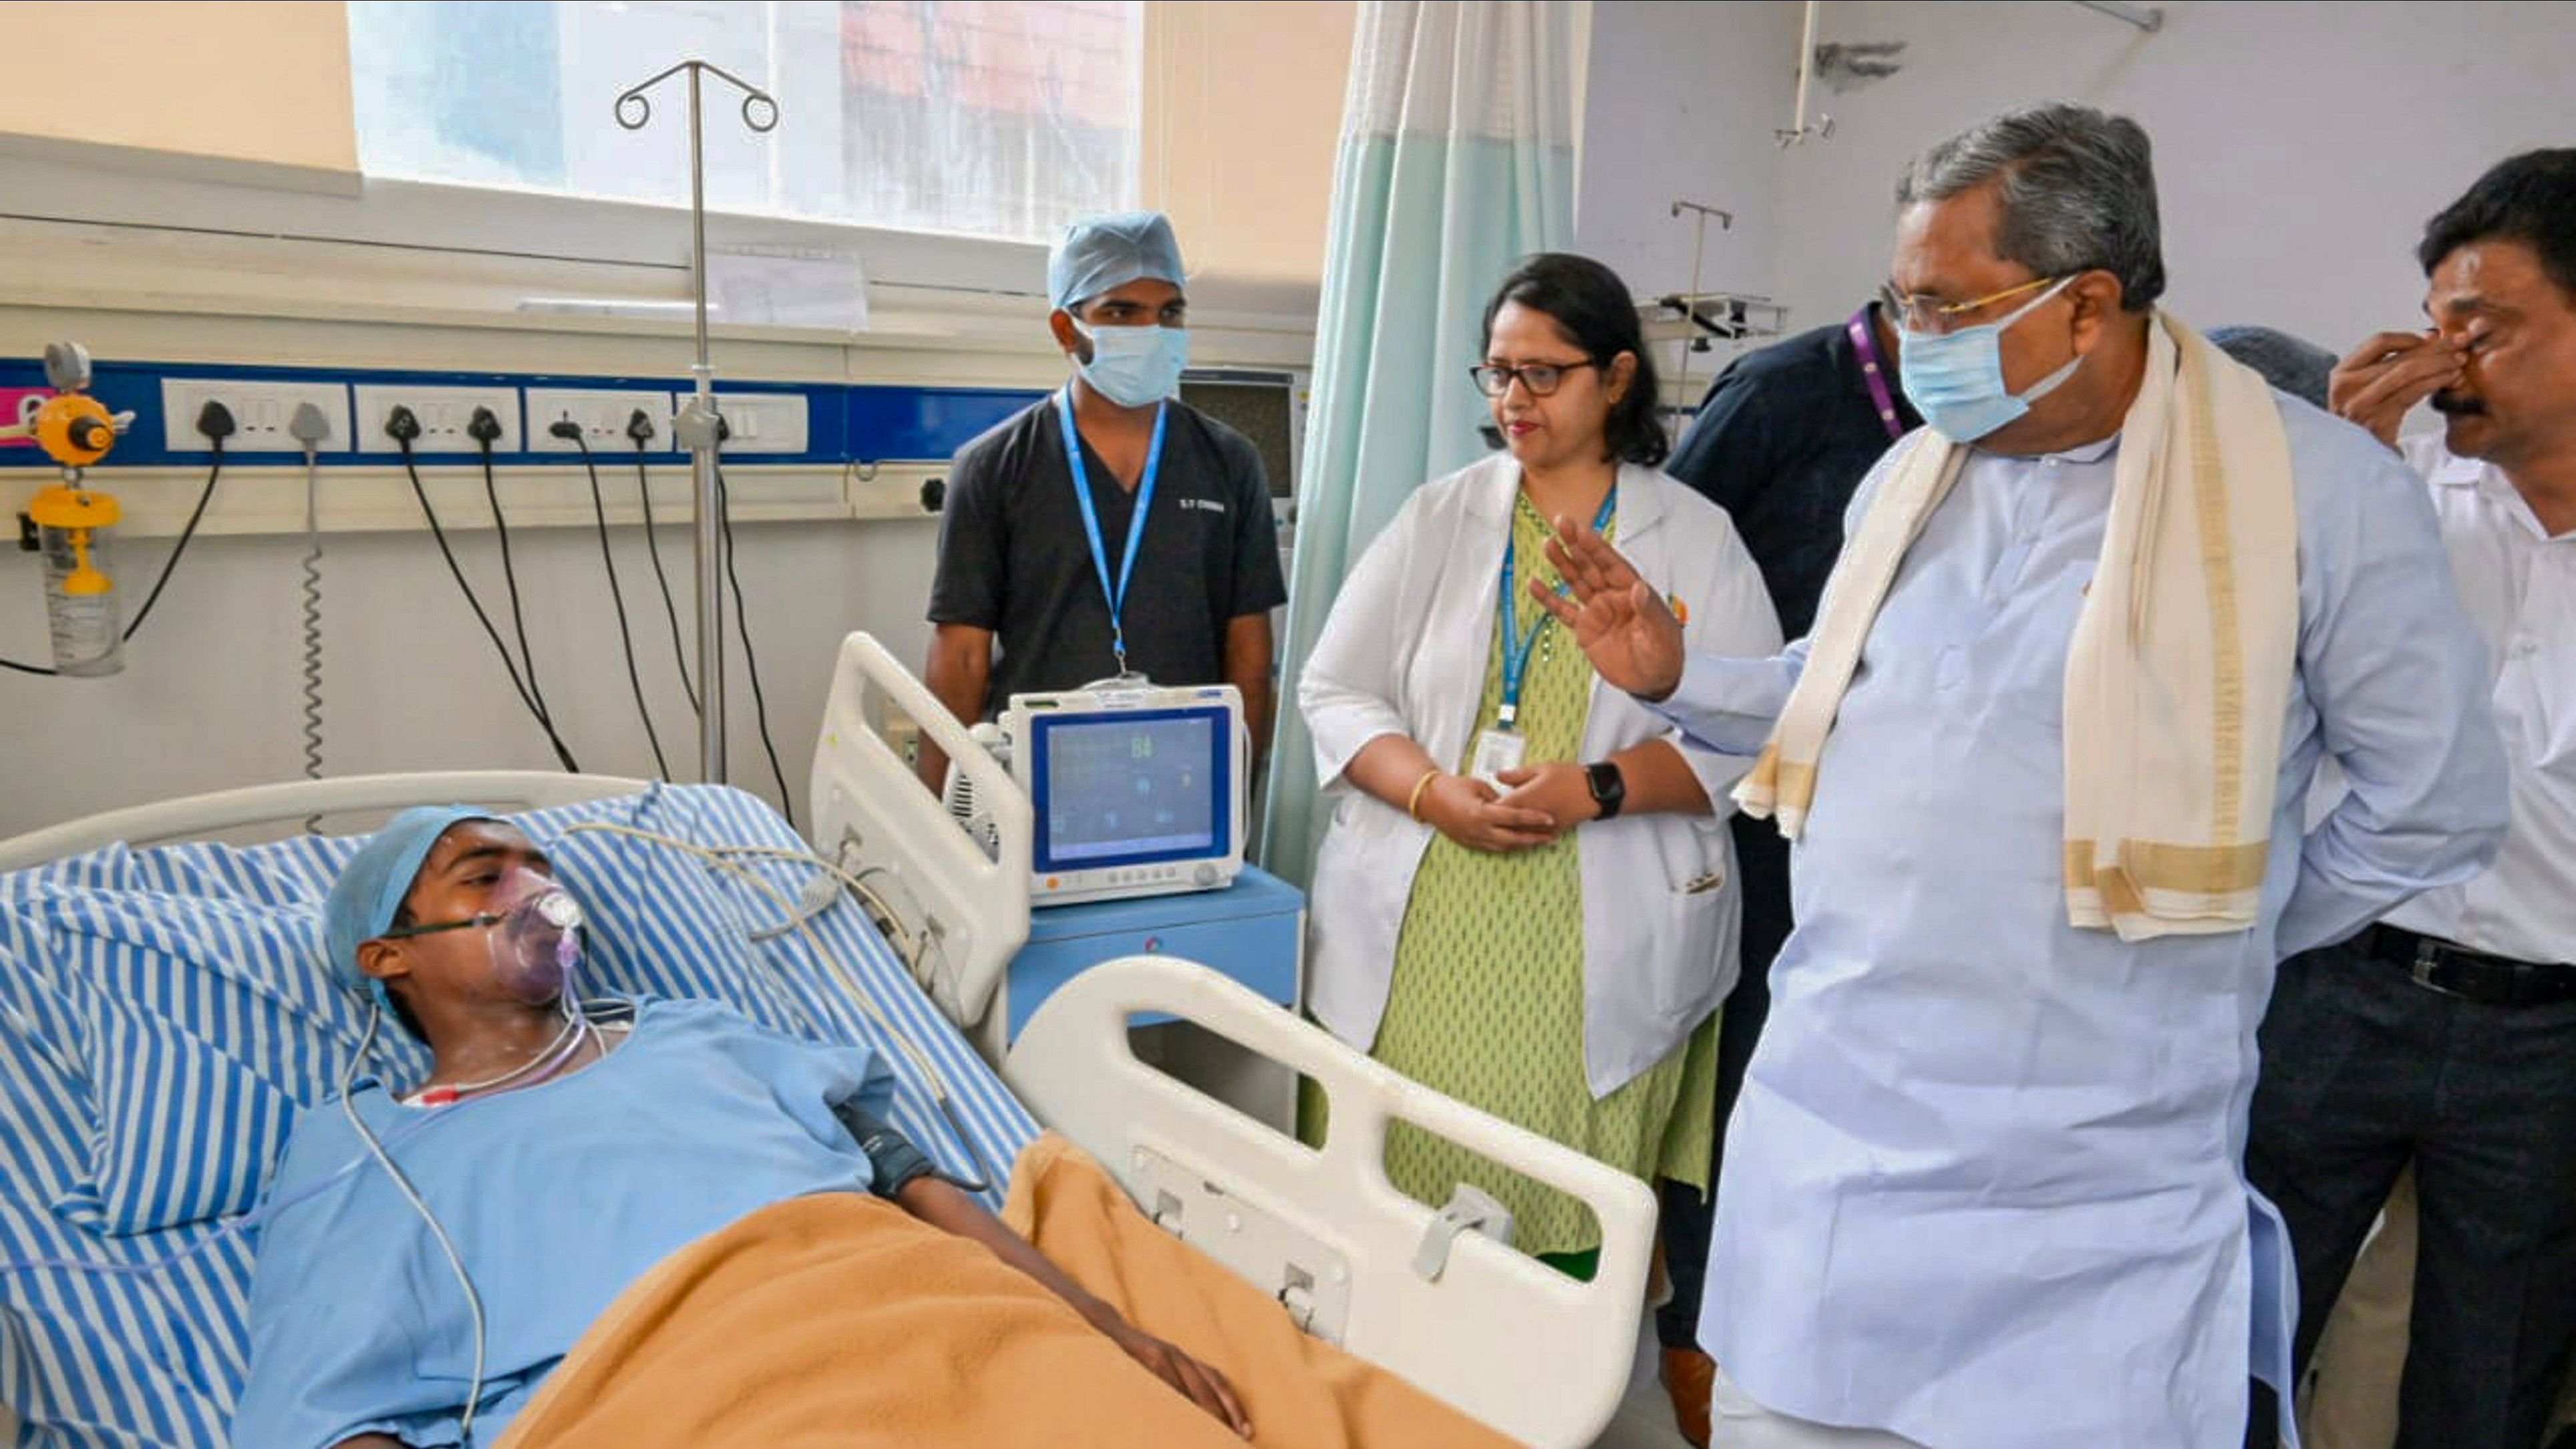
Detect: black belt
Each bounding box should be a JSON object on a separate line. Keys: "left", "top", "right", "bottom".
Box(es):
{"left": 2366, "top": 924, "right": 2576, "bottom": 1007}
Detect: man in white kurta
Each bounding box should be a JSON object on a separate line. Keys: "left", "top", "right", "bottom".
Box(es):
{"left": 1540, "top": 104, "right": 2509, "bottom": 1448}
{"left": 2247, "top": 147, "right": 2576, "bottom": 1449}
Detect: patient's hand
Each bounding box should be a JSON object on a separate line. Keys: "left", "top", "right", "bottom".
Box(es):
{"left": 892, "top": 1173, "right": 1253, "bottom": 1438}
{"left": 1097, "top": 1315, "right": 1253, "bottom": 1439}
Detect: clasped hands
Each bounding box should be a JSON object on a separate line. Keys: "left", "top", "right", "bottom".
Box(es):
{"left": 1414, "top": 764, "right": 1591, "bottom": 853}
{"left": 1417, "top": 515, "right": 1684, "bottom": 854}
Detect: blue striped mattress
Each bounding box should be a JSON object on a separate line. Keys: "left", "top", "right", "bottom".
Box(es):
{"left": 0, "top": 784, "right": 1038, "bottom": 1448}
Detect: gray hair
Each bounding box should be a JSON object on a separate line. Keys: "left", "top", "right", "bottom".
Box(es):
{"left": 1896, "top": 103, "right": 2166, "bottom": 310}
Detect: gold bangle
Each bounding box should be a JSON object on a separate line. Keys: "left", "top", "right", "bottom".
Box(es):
{"left": 1405, "top": 768, "right": 1441, "bottom": 821}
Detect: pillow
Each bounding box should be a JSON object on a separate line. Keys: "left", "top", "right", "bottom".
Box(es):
{"left": 81, "top": 1006, "right": 302, "bottom": 1233}
{"left": 16, "top": 885, "right": 352, "bottom": 1237}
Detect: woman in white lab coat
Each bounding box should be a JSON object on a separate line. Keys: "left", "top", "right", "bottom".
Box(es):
{"left": 1297, "top": 254, "right": 1782, "bottom": 1269}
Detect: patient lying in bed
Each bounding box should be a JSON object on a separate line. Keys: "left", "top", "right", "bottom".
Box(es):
{"left": 234, "top": 808, "right": 1275, "bottom": 1449}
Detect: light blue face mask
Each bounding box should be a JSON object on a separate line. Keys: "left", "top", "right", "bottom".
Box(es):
{"left": 1897, "top": 275, "right": 2083, "bottom": 443}
{"left": 1073, "top": 320, "right": 1190, "bottom": 408}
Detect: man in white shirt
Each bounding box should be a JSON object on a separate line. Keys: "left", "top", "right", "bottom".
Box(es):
{"left": 1534, "top": 103, "right": 2509, "bottom": 1449}
{"left": 2248, "top": 148, "right": 2576, "bottom": 1449}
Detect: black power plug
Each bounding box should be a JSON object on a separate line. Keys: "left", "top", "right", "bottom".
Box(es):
{"left": 385, "top": 404, "right": 423, "bottom": 445}
{"left": 196, "top": 399, "right": 237, "bottom": 444}
{"left": 625, "top": 409, "right": 657, "bottom": 445}
{"left": 467, "top": 406, "right": 505, "bottom": 447}
{"left": 548, "top": 417, "right": 584, "bottom": 443}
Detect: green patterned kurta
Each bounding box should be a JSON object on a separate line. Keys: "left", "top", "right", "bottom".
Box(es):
{"left": 1312, "top": 493, "right": 1718, "bottom": 1257}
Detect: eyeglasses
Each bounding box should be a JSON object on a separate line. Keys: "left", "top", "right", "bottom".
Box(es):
{"left": 1470, "top": 359, "right": 1599, "bottom": 398}
{"left": 1877, "top": 276, "right": 2068, "bottom": 334}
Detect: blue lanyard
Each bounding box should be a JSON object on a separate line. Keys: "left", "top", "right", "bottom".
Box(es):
{"left": 1495, "top": 487, "right": 1617, "bottom": 728}
{"left": 1055, "top": 387, "right": 1168, "bottom": 675}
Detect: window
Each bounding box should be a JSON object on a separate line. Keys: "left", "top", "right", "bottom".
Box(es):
{"left": 348, "top": 1, "right": 1142, "bottom": 244}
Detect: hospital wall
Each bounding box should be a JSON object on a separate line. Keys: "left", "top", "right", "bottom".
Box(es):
{"left": 1762, "top": 0, "right": 2576, "bottom": 356}
{"left": 1575, "top": 0, "right": 1796, "bottom": 307}
{"left": 0, "top": 2, "right": 358, "bottom": 189}
{"left": 0, "top": 1, "right": 1352, "bottom": 839}
{"left": 0, "top": 300, "right": 1069, "bottom": 836}
{"left": 1573, "top": 0, "right": 1801, "bottom": 413}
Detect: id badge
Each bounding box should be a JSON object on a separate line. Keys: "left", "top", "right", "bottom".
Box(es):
{"left": 1469, "top": 728, "right": 1527, "bottom": 788}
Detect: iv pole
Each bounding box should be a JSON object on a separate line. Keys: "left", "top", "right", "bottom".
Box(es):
{"left": 1665, "top": 199, "right": 1735, "bottom": 424}
{"left": 613, "top": 59, "right": 779, "bottom": 785}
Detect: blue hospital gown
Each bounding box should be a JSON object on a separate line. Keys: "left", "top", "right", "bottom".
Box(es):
{"left": 230, "top": 996, "right": 891, "bottom": 1449}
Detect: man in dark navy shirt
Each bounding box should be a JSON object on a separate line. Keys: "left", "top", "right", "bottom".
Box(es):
{"left": 1649, "top": 298, "right": 1917, "bottom": 1447}
{"left": 921, "top": 212, "right": 1285, "bottom": 789}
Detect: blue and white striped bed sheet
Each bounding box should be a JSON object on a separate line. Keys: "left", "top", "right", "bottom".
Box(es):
{"left": 0, "top": 784, "right": 1037, "bottom": 1448}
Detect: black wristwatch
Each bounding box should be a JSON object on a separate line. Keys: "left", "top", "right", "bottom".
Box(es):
{"left": 1584, "top": 761, "right": 1627, "bottom": 821}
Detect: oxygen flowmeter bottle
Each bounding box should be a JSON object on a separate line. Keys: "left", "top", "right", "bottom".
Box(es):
{"left": 27, "top": 483, "right": 124, "bottom": 677}
{"left": 5, "top": 345, "right": 133, "bottom": 677}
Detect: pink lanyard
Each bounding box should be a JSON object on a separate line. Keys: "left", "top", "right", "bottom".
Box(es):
{"left": 1847, "top": 306, "right": 1908, "bottom": 442}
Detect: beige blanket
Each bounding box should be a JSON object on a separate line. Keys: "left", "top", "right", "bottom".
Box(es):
{"left": 1734, "top": 310, "right": 2300, "bottom": 939}
{"left": 497, "top": 1132, "right": 1517, "bottom": 1447}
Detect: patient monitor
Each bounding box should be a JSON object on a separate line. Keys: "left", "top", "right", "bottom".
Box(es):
{"left": 947, "top": 683, "right": 1247, "bottom": 907}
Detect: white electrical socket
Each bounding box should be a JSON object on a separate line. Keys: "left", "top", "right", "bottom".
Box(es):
{"left": 160, "top": 378, "right": 353, "bottom": 453}
{"left": 353, "top": 384, "right": 525, "bottom": 454}
{"left": 709, "top": 392, "right": 810, "bottom": 454}
{"left": 525, "top": 388, "right": 681, "bottom": 455}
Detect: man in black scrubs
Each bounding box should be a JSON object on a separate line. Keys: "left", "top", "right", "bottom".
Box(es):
{"left": 920, "top": 211, "right": 1285, "bottom": 789}
{"left": 1649, "top": 296, "right": 1917, "bottom": 1448}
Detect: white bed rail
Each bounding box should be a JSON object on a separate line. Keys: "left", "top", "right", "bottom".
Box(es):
{"left": 0, "top": 772, "right": 646, "bottom": 872}
{"left": 1008, "top": 954, "right": 1657, "bottom": 1449}
{"left": 808, "top": 631, "right": 1031, "bottom": 1029}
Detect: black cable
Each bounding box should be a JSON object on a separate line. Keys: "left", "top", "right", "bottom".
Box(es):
{"left": 714, "top": 467, "right": 796, "bottom": 829}
{"left": 567, "top": 430, "right": 670, "bottom": 780}
{"left": 1, "top": 657, "right": 55, "bottom": 677}
{"left": 473, "top": 427, "right": 561, "bottom": 735}
{"left": 120, "top": 436, "right": 224, "bottom": 643}
{"left": 630, "top": 434, "right": 701, "bottom": 715}
{"left": 394, "top": 428, "right": 581, "bottom": 772}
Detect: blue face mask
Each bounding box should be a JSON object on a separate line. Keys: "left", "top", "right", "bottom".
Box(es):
{"left": 1073, "top": 320, "right": 1190, "bottom": 408}
{"left": 1896, "top": 276, "right": 2083, "bottom": 443}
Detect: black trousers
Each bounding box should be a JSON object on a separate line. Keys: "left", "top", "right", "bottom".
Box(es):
{"left": 1655, "top": 815, "right": 1793, "bottom": 1351}
{"left": 2244, "top": 930, "right": 2576, "bottom": 1449}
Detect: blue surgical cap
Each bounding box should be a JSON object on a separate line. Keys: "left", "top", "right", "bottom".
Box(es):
{"left": 322, "top": 806, "right": 493, "bottom": 994}
{"left": 1048, "top": 210, "right": 1186, "bottom": 312}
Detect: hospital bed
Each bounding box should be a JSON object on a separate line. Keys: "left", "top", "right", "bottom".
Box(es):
{"left": 0, "top": 685, "right": 1657, "bottom": 1449}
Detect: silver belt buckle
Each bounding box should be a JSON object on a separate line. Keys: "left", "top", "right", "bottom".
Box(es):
{"left": 2410, "top": 939, "right": 2458, "bottom": 996}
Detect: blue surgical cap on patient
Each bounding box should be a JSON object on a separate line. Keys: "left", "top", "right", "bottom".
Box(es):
{"left": 323, "top": 805, "right": 493, "bottom": 994}
{"left": 1047, "top": 210, "right": 1186, "bottom": 312}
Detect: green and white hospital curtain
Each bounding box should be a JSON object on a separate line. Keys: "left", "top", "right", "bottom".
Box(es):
{"left": 1261, "top": 0, "right": 1581, "bottom": 884}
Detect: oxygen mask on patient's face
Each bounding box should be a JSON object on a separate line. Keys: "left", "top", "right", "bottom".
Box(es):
{"left": 485, "top": 868, "right": 586, "bottom": 1006}
{"left": 385, "top": 864, "right": 588, "bottom": 1008}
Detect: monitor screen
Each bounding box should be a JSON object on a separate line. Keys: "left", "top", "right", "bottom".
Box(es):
{"left": 1031, "top": 707, "right": 1230, "bottom": 870}
{"left": 1179, "top": 373, "right": 1298, "bottom": 501}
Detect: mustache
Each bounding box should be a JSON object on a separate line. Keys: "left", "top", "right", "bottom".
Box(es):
{"left": 2431, "top": 390, "right": 2487, "bottom": 416}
